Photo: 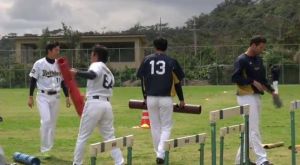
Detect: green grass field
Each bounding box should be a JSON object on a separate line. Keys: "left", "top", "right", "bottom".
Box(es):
{"left": 0, "top": 85, "right": 300, "bottom": 165}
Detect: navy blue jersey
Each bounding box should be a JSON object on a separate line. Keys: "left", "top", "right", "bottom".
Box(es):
{"left": 232, "top": 53, "right": 274, "bottom": 95}
{"left": 137, "top": 53, "right": 184, "bottom": 97}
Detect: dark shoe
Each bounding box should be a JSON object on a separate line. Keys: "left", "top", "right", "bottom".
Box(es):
{"left": 261, "top": 161, "right": 273, "bottom": 165}
{"left": 156, "top": 158, "right": 164, "bottom": 165}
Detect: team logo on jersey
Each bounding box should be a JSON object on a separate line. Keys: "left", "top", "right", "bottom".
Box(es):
{"left": 42, "top": 70, "right": 60, "bottom": 78}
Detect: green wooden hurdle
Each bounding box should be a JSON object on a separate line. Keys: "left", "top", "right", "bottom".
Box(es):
{"left": 219, "top": 124, "right": 245, "bottom": 165}
{"left": 210, "top": 105, "right": 250, "bottom": 165}
{"left": 163, "top": 133, "right": 207, "bottom": 165}
{"left": 290, "top": 100, "right": 300, "bottom": 165}
{"left": 90, "top": 135, "right": 134, "bottom": 165}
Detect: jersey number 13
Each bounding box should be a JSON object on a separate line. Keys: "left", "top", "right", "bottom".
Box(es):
{"left": 150, "top": 60, "right": 165, "bottom": 75}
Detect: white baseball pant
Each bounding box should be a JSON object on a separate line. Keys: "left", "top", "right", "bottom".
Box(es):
{"left": 73, "top": 98, "right": 124, "bottom": 165}
{"left": 147, "top": 96, "right": 173, "bottom": 159}
{"left": 235, "top": 94, "right": 268, "bottom": 165}
{"left": 36, "top": 92, "right": 60, "bottom": 153}
{"left": 0, "top": 146, "right": 6, "bottom": 165}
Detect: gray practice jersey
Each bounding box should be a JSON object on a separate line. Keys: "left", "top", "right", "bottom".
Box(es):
{"left": 86, "top": 62, "right": 114, "bottom": 98}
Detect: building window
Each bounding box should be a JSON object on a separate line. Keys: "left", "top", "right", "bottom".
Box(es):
{"left": 21, "top": 43, "right": 38, "bottom": 64}
{"left": 109, "top": 48, "right": 134, "bottom": 62}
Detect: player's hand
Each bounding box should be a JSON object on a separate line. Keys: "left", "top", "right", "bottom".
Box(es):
{"left": 179, "top": 100, "right": 185, "bottom": 108}
{"left": 28, "top": 96, "right": 34, "bottom": 109}
{"left": 81, "top": 94, "right": 86, "bottom": 101}
{"left": 70, "top": 68, "right": 77, "bottom": 75}
{"left": 272, "top": 92, "right": 278, "bottom": 97}
{"left": 66, "top": 97, "right": 71, "bottom": 108}
{"left": 252, "top": 80, "right": 264, "bottom": 92}
{"left": 272, "top": 93, "right": 282, "bottom": 108}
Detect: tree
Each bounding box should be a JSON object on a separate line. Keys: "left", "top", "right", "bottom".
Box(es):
{"left": 38, "top": 27, "right": 51, "bottom": 49}
{"left": 61, "top": 22, "right": 80, "bottom": 49}
{"left": 61, "top": 22, "right": 82, "bottom": 66}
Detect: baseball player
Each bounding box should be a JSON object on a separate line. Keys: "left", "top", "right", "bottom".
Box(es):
{"left": 71, "top": 45, "right": 124, "bottom": 165}
{"left": 27, "top": 42, "right": 71, "bottom": 158}
{"left": 232, "top": 36, "right": 278, "bottom": 165}
{"left": 137, "top": 37, "right": 185, "bottom": 165}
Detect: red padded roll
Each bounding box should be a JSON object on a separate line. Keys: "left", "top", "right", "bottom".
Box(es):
{"left": 58, "top": 57, "right": 84, "bottom": 117}
{"left": 57, "top": 58, "right": 73, "bottom": 82}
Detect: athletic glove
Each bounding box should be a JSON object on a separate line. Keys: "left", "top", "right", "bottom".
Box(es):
{"left": 273, "top": 94, "right": 283, "bottom": 108}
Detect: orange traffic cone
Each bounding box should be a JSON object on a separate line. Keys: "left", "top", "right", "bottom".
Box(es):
{"left": 140, "top": 110, "right": 150, "bottom": 128}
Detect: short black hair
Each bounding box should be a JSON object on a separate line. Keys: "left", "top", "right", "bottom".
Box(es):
{"left": 93, "top": 44, "right": 109, "bottom": 63}
{"left": 250, "top": 35, "right": 267, "bottom": 46}
{"left": 153, "top": 37, "right": 168, "bottom": 51}
{"left": 45, "top": 41, "right": 59, "bottom": 53}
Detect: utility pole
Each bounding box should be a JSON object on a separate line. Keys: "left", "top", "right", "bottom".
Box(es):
{"left": 193, "top": 18, "right": 197, "bottom": 56}
{"left": 159, "top": 17, "right": 162, "bottom": 37}
{"left": 190, "top": 18, "right": 201, "bottom": 65}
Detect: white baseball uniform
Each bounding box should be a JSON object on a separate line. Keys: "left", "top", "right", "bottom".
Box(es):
{"left": 73, "top": 62, "right": 124, "bottom": 165}
{"left": 232, "top": 53, "right": 273, "bottom": 165}
{"left": 29, "top": 57, "right": 62, "bottom": 153}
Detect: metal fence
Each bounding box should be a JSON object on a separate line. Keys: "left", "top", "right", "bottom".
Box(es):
{"left": 0, "top": 44, "right": 300, "bottom": 88}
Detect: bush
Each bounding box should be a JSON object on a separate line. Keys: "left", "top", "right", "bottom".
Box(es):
{"left": 0, "top": 64, "right": 29, "bottom": 88}
{"left": 111, "top": 67, "right": 137, "bottom": 87}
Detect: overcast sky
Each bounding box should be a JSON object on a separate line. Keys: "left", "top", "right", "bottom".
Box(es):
{"left": 0, "top": 0, "right": 224, "bottom": 36}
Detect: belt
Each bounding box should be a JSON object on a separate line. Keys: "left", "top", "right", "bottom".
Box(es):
{"left": 91, "top": 96, "right": 109, "bottom": 101}
{"left": 41, "top": 90, "right": 58, "bottom": 95}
